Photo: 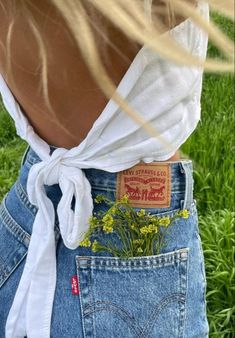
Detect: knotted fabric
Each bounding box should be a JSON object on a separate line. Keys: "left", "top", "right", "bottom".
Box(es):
{"left": 5, "top": 148, "right": 94, "bottom": 337}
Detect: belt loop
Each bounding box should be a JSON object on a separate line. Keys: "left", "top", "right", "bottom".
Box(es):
{"left": 20, "top": 144, "right": 30, "bottom": 167}
{"left": 180, "top": 161, "right": 194, "bottom": 210}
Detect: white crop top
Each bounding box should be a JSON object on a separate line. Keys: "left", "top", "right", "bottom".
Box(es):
{"left": 0, "top": 1, "right": 209, "bottom": 337}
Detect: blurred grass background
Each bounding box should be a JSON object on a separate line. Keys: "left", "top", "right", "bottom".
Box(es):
{"left": 0, "top": 11, "right": 234, "bottom": 338}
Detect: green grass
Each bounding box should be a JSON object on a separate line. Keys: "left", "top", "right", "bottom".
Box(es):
{"left": 0, "top": 105, "right": 28, "bottom": 198}
{"left": 0, "top": 12, "right": 234, "bottom": 338}
{"left": 199, "top": 210, "right": 235, "bottom": 337}
{"left": 182, "top": 72, "right": 234, "bottom": 213}
{"left": 180, "top": 13, "right": 235, "bottom": 337}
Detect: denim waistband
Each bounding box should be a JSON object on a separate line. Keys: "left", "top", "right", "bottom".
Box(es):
{"left": 21, "top": 145, "right": 194, "bottom": 211}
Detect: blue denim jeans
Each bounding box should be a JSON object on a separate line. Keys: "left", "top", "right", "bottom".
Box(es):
{"left": 0, "top": 145, "right": 209, "bottom": 338}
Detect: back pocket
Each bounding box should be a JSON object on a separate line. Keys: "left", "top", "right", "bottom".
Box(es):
{"left": 75, "top": 247, "right": 189, "bottom": 338}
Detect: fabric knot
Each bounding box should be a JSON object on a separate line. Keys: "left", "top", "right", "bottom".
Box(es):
{"left": 26, "top": 147, "right": 94, "bottom": 247}
{"left": 44, "top": 148, "right": 67, "bottom": 185}
{"left": 5, "top": 148, "right": 94, "bottom": 337}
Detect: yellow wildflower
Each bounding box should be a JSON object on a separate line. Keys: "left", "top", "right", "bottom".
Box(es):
{"left": 179, "top": 209, "right": 190, "bottom": 219}
{"left": 103, "top": 224, "right": 114, "bottom": 233}
{"left": 110, "top": 206, "right": 117, "bottom": 214}
{"left": 88, "top": 215, "right": 98, "bottom": 227}
{"left": 92, "top": 240, "right": 99, "bottom": 252}
{"left": 120, "top": 194, "right": 129, "bottom": 203}
{"left": 140, "top": 223, "right": 158, "bottom": 235}
{"left": 133, "top": 239, "right": 144, "bottom": 246}
{"left": 79, "top": 238, "right": 91, "bottom": 247}
{"left": 140, "top": 226, "right": 150, "bottom": 235}
{"left": 159, "top": 217, "right": 171, "bottom": 227}
{"left": 137, "top": 209, "right": 146, "bottom": 217}
{"left": 137, "top": 247, "right": 143, "bottom": 253}
{"left": 94, "top": 195, "right": 105, "bottom": 204}
{"left": 102, "top": 214, "right": 114, "bottom": 226}
{"left": 130, "top": 223, "right": 136, "bottom": 229}
{"left": 148, "top": 223, "right": 158, "bottom": 233}
{"left": 125, "top": 211, "right": 131, "bottom": 217}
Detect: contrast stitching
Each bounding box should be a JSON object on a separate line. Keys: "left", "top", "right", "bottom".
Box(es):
{"left": 81, "top": 294, "right": 186, "bottom": 338}
{"left": 83, "top": 301, "right": 141, "bottom": 337}
{"left": 15, "top": 180, "right": 38, "bottom": 216}
{"left": 137, "top": 293, "right": 186, "bottom": 338}
{"left": 0, "top": 251, "right": 27, "bottom": 288}
{"left": 76, "top": 248, "right": 189, "bottom": 269}
{"left": 15, "top": 180, "right": 60, "bottom": 239}
{"left": 0, "top": 196, "right": 31, "bottom": 247}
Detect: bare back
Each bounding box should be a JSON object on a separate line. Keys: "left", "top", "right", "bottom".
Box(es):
{"left": 0, "top": 1, "right": 196, "bottom": 152}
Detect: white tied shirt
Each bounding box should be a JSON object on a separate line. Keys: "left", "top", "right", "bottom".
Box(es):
{"left": 0, "top": 1, "right": 209, "bottom": 337}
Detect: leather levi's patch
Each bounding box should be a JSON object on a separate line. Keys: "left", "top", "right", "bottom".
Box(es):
{"left": 116, "top": 162, "right": 171, "bottom": 208}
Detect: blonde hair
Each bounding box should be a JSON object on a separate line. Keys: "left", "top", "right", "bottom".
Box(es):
{"left": 1, "top": 0, "right": 234, "bottom": 148}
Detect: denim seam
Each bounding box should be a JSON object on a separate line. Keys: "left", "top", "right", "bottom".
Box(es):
{"left": 91, "top": 261, "right": 96, "bottom": 338}
{"left": 137, "top": 293, "right": 186, "bottom": 338}
{"left": 0, "top": 196, "right": 31, "bottom": 248}
{"left": 179, "top": 256, "right": 189, "bottom": 338}
{"left": 92, "top": 185, "right": 116, "bottom": 192}
{"left": 195, "top": 230, "right": 207, "bottom": 314}
{"left": 139, "top": 206, "right": 194, "bottom": 218}
{"left": 0, "top": 250, "right": 27, "bottom": 289}
{"left": 152, "top": 207, "right": 181, "bottom": 218}
{"left": 25, "top": 154, "right": 42, "bottom": 167}
{"left": 76, "top": 247, "right": 189, "bottom": 269}
{"left": 180, "top": 200, "right": 197, "bottom": 214}
{"left": 182, "top": 247, "right": 190, "bottom": 338}
{"left": 15, "top": 181, "right": 64, "bottom": 239}
{"left": 86, "top": 306, "right": 140, "bottom": 335}
{"left": 76, "top": 261, "right": 181, "bottom": 270}
{"left": 76, "top": 261, "right": 93, "bottom": 338}
{"left": 195, "top": 232, "right": 206, "bottom": 280}
{"left": 179, "top": 162, "right": 194, "bottom": 210}
{"left": 79, "top": 292, "right": 186, "bottom": 337}
{"left": 93, "top": 185, "right": 184, "bottom": 194}
{"left": 76, "top": 268, "right": 87, "bottom": 338}
{"left": 85, "top": 302, "right": 140, "bottom": 337}
{"left": 15, "top": 180, "right": 38, "bottom": 216}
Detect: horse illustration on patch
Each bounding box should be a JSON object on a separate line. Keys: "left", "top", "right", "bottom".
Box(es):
{"left": 116, "top": 162, "right": 171, "bottom": 208}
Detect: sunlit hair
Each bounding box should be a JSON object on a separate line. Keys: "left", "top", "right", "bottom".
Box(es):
{"left": 0, "top": 0, "right": 234, "bottom": 147}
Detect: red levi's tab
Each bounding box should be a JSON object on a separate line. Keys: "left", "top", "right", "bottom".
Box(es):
{"left": 116, "top": 162, "right": 171, "bottom": 208}
{"left": 71, "top": 275, "right": 79, "bottom": 295}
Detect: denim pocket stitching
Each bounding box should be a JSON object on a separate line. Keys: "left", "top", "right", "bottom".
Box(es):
{"left": 194, "top": 230, "right": 208, "bottom": 331}
{"left": 24, "top": 154, "right": 42, "bottom": 168}
{"left": 0, "top": 250, "right": 27, "bottom": 289}
{"left": 82, "top": 300, "right": 141, "bottom": 336}
{"left": 138, "top": 293, "right": 187, "bottom": 338}
{"left": 15, "top": 179, "right": 38, "bottom": 216}
{"left": 76, "top": 247, "right": 189, "bottom": 269}
{"left": 150, "top": 207, "right": 181, "bottom": 219}
{"left": 195, "top": 230, "right": 207, "bottom": 285}
{"left": 0, "top": 197, "right": 30, "bottom": 288}
{"left": 0, "top": 196, "right": 31, "bottom": 248}
{"left": 81, "top": 293, "right": 186, "bottom": 338}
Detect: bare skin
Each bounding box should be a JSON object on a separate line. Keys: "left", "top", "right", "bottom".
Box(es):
{"left": 0, "top": 1, "right": 196, "bottom": 159}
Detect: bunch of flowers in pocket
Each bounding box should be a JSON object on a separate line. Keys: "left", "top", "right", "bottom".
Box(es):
{"left": 79, "top": 194, "right": 189, "bottom": 258}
